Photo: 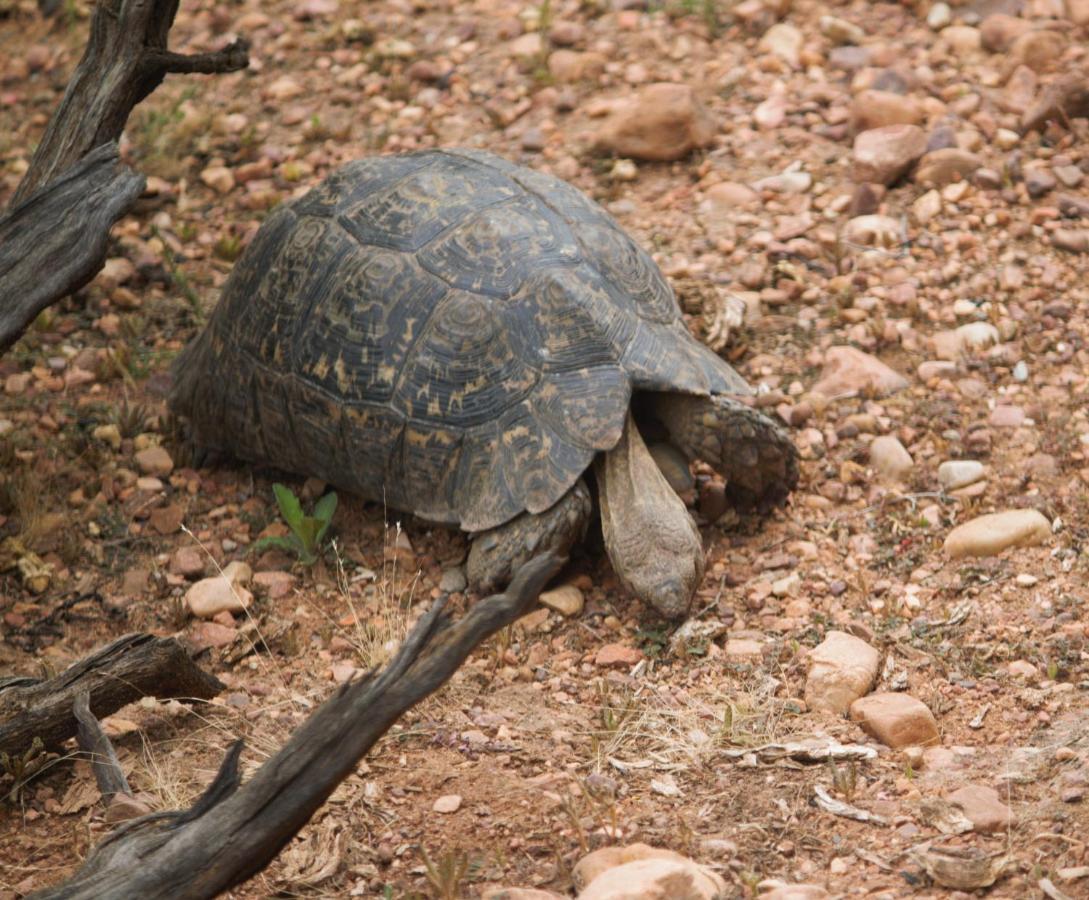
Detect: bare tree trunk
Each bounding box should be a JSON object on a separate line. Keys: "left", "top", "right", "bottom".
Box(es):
{"left": 0, "top": 632, "right": 225, "bottom": 757}
{"left": 29, "top": 554, "right": 562, "bottom": 900}
{"left": 0, "top": 0, "right": 248, "bottom": 354}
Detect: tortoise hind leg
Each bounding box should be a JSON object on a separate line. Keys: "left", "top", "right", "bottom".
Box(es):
{"left": 467, "top": 480, "right": 592, "bottom": 595}
{"left": 649, "top": 393, "right": 798, "bottom": 512}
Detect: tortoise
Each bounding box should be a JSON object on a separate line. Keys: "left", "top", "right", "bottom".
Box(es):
{"left": 169, "top": 149, "right": 798, "bottom": 618}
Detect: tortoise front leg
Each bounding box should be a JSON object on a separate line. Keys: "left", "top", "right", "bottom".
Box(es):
{"left": 649, "top": 393, "right": 799, "bottom": 512}
{"left": 467, "top": 480, "right": 591, "bottom": 595}
{"left": 595, "top": 412, "right": 704, "bottom": 619}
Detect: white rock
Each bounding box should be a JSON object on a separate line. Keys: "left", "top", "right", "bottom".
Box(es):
{"left": 539, "top": 584, "right": 584, "bottom": 617}
{"left": 805, "top": 631, "right": 880, "bottom": 715}
{"left": 927, "top": 2, "right": 952, "bottom": 28}
{"left": 432, "top": 794, "right": 462, "bottom": 813}
{"left": 938, "top": 460, "right": 985, "bottom": 491}
{"left": 870, "top": 436, "right": 914, "bottom": 481}
{"left": 759, "top": 23, "right": 803, "bottom": 67}
{"left": 943, "top": 510, "right": 1052, "bottom": 558}
{"left": 811, "top": 346, "right": 908, "bottom": 398}
{"left": 185, "top": 577, "right": 253, "bottom": 619}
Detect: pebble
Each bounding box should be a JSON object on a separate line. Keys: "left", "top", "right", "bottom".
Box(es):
{"left": 169, "top": 547, "right": 205, "bottom": 579}
{"left": 759, "top": 22, "right": 803, "bottom": 67}
{"left": 851, "top": 125, "right": 927, "bottom": 186}
{"left": 946, "top": 784, "right": 1014, "bottom": 833}
{"left": 819, "top": 15, "right": 864, "bottom": 44}
{"left": 185, "top": 576, "right": 253, "bottom": 618}
{"left": 482, "top": 890, "right": 567, "bottom": 900}
{"left": 592, "top": 83, "right": 715, "bottom": 162}
{"left": 254, "top": 571, "right": 296, "bottom": 599}
{"left": 187, "top": 621, "right": 238, "bottom": 651}
{"left": 595, "top": 643, "right": 643, "bottom": 668}
{"left": 989, "top": 405, "right": 1025, "bottom": 428}
{"left": 811, "top": 346, "right": 908, "bottom": 398}
{"left": 938, "top": 460, "right": 985, "bottom": 491}
{"left": 804, "top": 631, "right": 880, "bottom": 715}
{"left": 849, "top": 90, "right": 923, "bottom": 133}
{"left": 943, "top": 509, "right": 1051, "bottom": 558}
{"left": 1012, "top": 361, "right": 1029, "bottom": 382}
{"left": 932, "top": 322, "right": 999, "bottom": 359}
{"left": 574, "top": 844, "right": 726, "bottom": 899}
{"left": 914, "top": 148, "right": 982, "bottom": 187}
{"left": 869, "top": 435, "right": 914, "bottom": 481}
{"left": 93, "top": 423, "right": 122, "bottom": 451}
{"left": 539, "top": 584, "right": 584, "bottom": 617}
{"left": 134, "top": 446, "right": 174, "bottom": 477}
{"left": 849, "top": 692, "right": 940, "bottom": 749}
{"left": 927, "top": 2, "right": 951, "bottom": 28}
{"left": 432, "top": 794, "right": 462, "bottom": 813}
{"left": 1015, "top": 573, "right": 1038, "bottom": 587}
{"left": 199, "top": 166, "right": 235, "bottom": 194}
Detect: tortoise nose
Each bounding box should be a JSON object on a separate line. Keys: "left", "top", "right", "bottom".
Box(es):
{"left": 649, "top": 577, "right": 692, "bottom": 620}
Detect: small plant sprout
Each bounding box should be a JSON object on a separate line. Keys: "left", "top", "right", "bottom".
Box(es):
{"left": 252, "top": 483, "right": 338, "bottom": 566}
{"left": 419, "top": 846, "right": 469, "bottom": 900}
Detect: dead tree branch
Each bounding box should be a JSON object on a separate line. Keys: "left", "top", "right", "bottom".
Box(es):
{"left": 0, "top": 632, "right": 225, "bottom": 757}
{"left": 0, "top": 0, "right": 248, "bottom": 354}
{"left": 30, "top": 554, "right": 562, "bottom": 900}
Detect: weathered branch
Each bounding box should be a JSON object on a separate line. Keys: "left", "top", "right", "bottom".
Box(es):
{"left": 12, "top": 0, "right": 249, "bottom": 205}
{"left": 73, "top": 691, "right": 132, "bottom": 800}
{"left": 31, "top": 554, "right": 563, "bottom": 900}
{"left": 0, "top": 0, "right": 249, "bottom": 356}
{"left": 0, "top": 143, "right": 145, "bottom": 353}
{"left": 0, "top": 632, "right": 225, "bottom": 757}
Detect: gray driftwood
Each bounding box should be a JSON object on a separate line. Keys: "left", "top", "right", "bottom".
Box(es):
{"left": 30, "top": 554, "right": 561, "bottom": 900}
{"left": 0, "top": 633, "right": 225, "bottom": 757}
{"left": 0, "top": 0, "right": 248, "bottom": 353}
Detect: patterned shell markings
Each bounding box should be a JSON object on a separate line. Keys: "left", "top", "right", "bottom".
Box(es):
{"left": 171, "top": 149, "right": 751, "bottom": 532}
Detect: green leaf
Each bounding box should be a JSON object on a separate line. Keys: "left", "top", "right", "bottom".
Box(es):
{"left": 313, "top": 491, "right": 337, "bottom": 524}
{"left": 250, "top": 535, "right": 296, "bottom": 556}
{"left": 272, "top": 483, "right": 305, "bottom": 531}
{"left": 313, "top": 492, "right": 337, "bottom": 543}
{"left": 296, "top": 518, "right": 322, "bottom": 553}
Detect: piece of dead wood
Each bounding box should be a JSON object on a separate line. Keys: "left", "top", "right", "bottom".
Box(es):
{"left": 0, "top": 633, "right": 225, "bottom": 757}
{"left": 0, "top": 0, "right": 248, "bottom": 354}
{"left": 812, "top": 785, "right": 889, "bottom": 826}
{"left": 0, "top": 144, "right": 144, "bottom": 353}
{"left": 29, "top": 553, "right": 562, "bottom": 900}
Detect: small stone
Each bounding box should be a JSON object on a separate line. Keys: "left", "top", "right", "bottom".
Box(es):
{"left": 185, "top": 576, "right": 253, "bottom": 618}
{"left": 93, "top": 423, "right": 122, "bottom": 451}
{"left": 539, "top": 584, "right": 584, "bottom": 617}
{"left": 724, "top": 638, "right": 763, "bottom": 660}
{"left": 946, "top": 784, "right": 1014, "bottom": 833}
{"left": 849, "top": 692, "right": 940, "bottom": 748}
{"left": 134, "top": 446, "right": 174, "bottom": 477}
{"left": 805, "top": 631, "right": 881, "bottom": 715}
{"left": 221, "top": 560, "right": 252, "bottom": 587}
{"left": 592, "top": 83, "right": 716, "bottom": 162}
{"left": 548, "top": 49, "right": 606, "bottom": 83}
{"left": 1016, "top": 573, "right": 1038, "bottom": 587}
{"left": 938, "top": 460, "right": 985, "bottom": 491}
{"left": 940, "top": 24, "right": 982, "bottom": 54}
{"left": 913, "top": 189, "right": 942, "bottom": 224}
{"left": 980, "top": 13, "right": 1030, "bottom": 51}
{"left": 439, "top": 566, "right": 467, "bottom": 593}
{"left": 104, "top": 792, "right": 155, "bottom": 824}
{"left": 549, "top": 20, "right": 584, "bottom": 46}
{"left": 917, "top": 360, "right": 957, "bottom": 381}
{"left": 757, "top": 885, "right": 830, "bottom": 900}
{"left": 759, "top": 23, "right": 803, "bottom": 68}
{"left": 914, "top": 148, "right": 982, "bottom": 187}
{"left": 200, "top": 165, "right": 235, "bottom": 194}
{"left": 819, "top": 15, "right": 865, "bottom": 44}
{"left": 840, "top": 214, "right": 901, "bottom": 247}
{"left": 149, "top": 503, "right": 184, "bottom": 535}
{"left": 432, "top": 794, "right": 462, "bottom": 813}
{"left": 188, "top": 620, "right": 239, "bottom": 651}
{"left": 932, "top": 322, "right": 999, "bottom": 359}
{"left": 1026, "top": 167, "right": 1057, "bottom": 199}
{"left": 1053, "top": 165, "right": 1083, "bottom": 188}
{"left": 1009, "top": 29, "right": 1067, "bottom": 72}
{"left": 927, "top": 2, "right": 952, "bottom": 28}
{"left": 811, "top": 346, "right": 908, "bottom": 398}
{"left": 943, "top": 509, "right": 1052, "bottom": 558}
{"left": 852, "top": 125, "right": 927, "bottom": 186}
{"left": 595, "top": 643, "right": 644, "bottom": 668}
{"left": 574, "top": 844, "right": 725, "bottom": 898}
{"left": 120, "top": 567, "right": 150, "bottom": 597}
{"left": 1053, "top": 229, "right": 1089, "bottom": 253}
{"left": 1008, "top": 659, "right": 1038, "bottom": 679}
{"left": 849, "top": 90, "right": 923, "bottom": 133}
{"left": 869, "top": 436, "right": 914, "bottom": 481}
{"left": 482, "top": 890, "right": 567, "bottom": 900}
{"left": 169, "top": 547, "right": 205, "bottom": 579}
{"left": 253, "top": 570, "right": 296, "bottom": 599}
{"left": 990, "top": 405, "right": 1025, "bottom": 428}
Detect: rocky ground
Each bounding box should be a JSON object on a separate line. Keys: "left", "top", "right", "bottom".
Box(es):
{"left": 3, "top": 0, "right": 1089, "bottom": 895}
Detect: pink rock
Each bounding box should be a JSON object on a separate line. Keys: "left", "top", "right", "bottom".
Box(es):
{"left": 851, "top": 124, "right": 927, "bottom": 185}
{"left": 253, "top": 570, "right": 296, "bottom": 599}
{"left": 805, "top": 631, "right": 880, "bottom": 714}
{"left": 594, "top": 643, "right": 644, "bottom": 668}
{"left": 990, "top": 405, "right": 1025, "bottom": 428}
{"left": 593, "top": 83, "right": 716, "bottom": 162}
{"left": 811, "top": 346, "right": 908, "bottom": 398}
{"left": 849, "top": 692, "right": 939, "bottom": 748}
{"left": 947, "top": 784, "right": 1014, "bottom": 833}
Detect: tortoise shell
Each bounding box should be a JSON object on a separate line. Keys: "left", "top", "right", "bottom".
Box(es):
{"left": 169, "top": 149, "right": 752, "bottom": 532}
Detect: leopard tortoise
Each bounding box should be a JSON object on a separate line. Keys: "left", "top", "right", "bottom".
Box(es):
{"left": 169, "top": 149, "right": 798, "bottom": 618}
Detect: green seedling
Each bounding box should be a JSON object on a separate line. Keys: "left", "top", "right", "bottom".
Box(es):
{"left": 253, "top": 483, "right": 337, "bottom": 565}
